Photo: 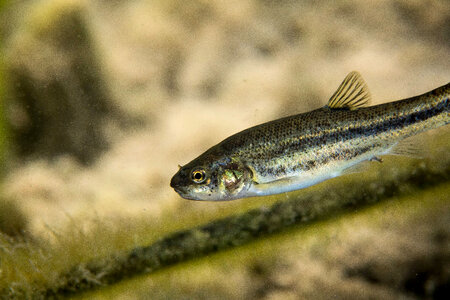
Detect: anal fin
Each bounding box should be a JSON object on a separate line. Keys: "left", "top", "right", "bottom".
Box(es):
{"left": 389, "top": 135, "right": 427, "bottom": 158}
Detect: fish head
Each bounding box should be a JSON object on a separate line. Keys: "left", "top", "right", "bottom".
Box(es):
{"left": 170, "top": 154, "right": 253, "bottom": 201}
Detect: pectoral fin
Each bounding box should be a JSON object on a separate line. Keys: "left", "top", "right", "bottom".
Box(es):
{"left": 249, "top": 176, "right": 299, "bottom": 196}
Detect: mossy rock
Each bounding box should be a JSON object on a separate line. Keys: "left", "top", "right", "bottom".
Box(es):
{"left": 0, "top": 24, "right": 9, "bottom": 173}
{"left": 0, "top": 196, "right": 28, "bottom": 238}
{"left": 0, "top": 58, "right": 6, "bottom": 172}
{"left": 4, "top": 0, "right": 116, "bottom": 164}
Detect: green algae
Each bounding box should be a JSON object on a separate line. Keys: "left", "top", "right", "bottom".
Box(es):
{"left": 12, "top": 155, "right": 448, "bottom": 299}
{"left": 1, "top": 128, "right": 448, "bottom": 298}
{"left": 0, "top": 45, "right": 7, "bottom": 173}
{"left": 78, "top": 183, "right": 450, "bottom": 300}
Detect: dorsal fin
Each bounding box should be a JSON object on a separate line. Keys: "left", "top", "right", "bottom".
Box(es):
{"left": 327, "top": 71, "right": 371, "bottom": 110}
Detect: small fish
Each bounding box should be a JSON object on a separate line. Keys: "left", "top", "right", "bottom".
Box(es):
{"left": 170, "top": 71, "right": 449, "bottom": 200}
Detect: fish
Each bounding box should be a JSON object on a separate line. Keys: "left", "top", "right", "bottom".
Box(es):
{"left": 170, "top": 71, "right": 449, "bottom": 201}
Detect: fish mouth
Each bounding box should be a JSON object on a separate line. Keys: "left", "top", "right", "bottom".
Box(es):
{"left": 170, "top": 174, "right": 185, "bottom": 192}
{"left": 170, "top": 180, "right": 184, "bottom": 195}
{"left": 170, "top": 173, "right": 179, "bottom": 188}
{"left": 171, "top": 185, "right": 190, "bottom": 199}
{"left": 170, "top": 175, "right": 196, "bottom": 200}
{"left": 171, "top": 186, "right": 199, "bottom": 200}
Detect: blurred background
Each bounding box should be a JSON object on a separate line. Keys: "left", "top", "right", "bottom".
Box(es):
{"left": 0, "top": 0, "right": 449, "bottom": 299}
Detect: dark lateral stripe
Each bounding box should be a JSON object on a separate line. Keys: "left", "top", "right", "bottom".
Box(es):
{"left": 262, "top": 145, "right": 375, "bottom": 177}
{"left": 336, "top": 96, "right": 447, "bottom": 140}
{"left": 301, "top": 145, "right": 375, "bottom": 171}
{"left": 266, "top": 96, "right": 448, "bottom": 158}
{"left": 338, "top": 98, "right": 448, "bottom": 142}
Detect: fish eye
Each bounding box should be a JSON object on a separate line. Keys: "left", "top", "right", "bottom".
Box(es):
{"left": 191, "top": 169, "right": 206, "bottom": 183}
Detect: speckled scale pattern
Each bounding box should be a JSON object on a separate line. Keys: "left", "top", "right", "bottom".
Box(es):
{"left": 208, "top": 83, "right": 449, "bottom": 182}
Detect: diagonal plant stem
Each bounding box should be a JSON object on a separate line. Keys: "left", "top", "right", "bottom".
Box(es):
{"left": 7, "top": 160, "right": 450, "bottom": 298}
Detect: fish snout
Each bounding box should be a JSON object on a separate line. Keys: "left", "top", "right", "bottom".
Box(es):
{"left": 170, "top": 173, "right": 181, "bottom": 189}
{"left": 170, "top": 171, "right": 188, "bottom": 195}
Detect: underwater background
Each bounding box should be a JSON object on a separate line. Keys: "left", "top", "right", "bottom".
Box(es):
{"left": 0, "top": 0, "right": 449, "bottom": 298}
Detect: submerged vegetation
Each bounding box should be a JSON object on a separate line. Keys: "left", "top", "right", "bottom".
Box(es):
{"left": 1, "top": 147, "right": 449, "bottom": 298}
{"left": 0, "top": 49, "right": 6, "bottom": 173}
{"left": 0, "top": 0, "right": 449, "bottom": 299}
{"left": 82, "top": 184, "right": 449, "bottom": 300}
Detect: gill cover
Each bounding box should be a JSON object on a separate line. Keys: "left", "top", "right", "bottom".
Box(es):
{"left": 219, "top": 162, "right": 253, "bottom": 198}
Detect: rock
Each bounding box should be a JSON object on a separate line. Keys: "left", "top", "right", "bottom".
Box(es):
{"left": 4, "top": 0, "right": 115, "bottom": 164}
{"left": 0, "top": 195, "right": 28, "bottom": 238}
